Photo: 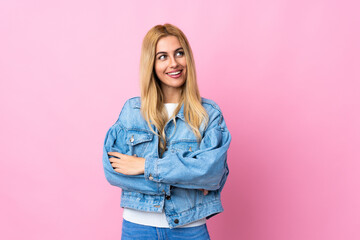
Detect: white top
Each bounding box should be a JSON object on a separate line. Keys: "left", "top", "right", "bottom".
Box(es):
{"left": 122, "top": 103, "right": 206, "bottom": 228}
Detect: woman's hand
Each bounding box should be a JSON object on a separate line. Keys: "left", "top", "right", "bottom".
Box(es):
{"left": 199, "top": 189, "right": 209, "bottom": 195}
{"left": 108, "top": 152, "right": 145, "bottom": 175}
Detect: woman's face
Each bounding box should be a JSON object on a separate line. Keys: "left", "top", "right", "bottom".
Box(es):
{"left": 154, "top": 36, "right": 187, "bottom": 92}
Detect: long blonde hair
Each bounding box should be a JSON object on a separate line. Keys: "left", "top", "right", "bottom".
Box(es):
{"left": 139, "top": 23, "right": 208, "bottom": 156}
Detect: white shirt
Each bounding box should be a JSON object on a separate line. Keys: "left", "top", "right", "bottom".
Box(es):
{"left": 122, "top": 103, "right": 206, "bottom": 228}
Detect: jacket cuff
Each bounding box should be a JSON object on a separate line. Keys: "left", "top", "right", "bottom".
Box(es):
{"left": 144, "top": 157, "right": 159, "bottom": 182}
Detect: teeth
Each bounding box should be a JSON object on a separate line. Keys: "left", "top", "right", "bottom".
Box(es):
{"left": 167, "top": 71, "right": 181, "bottom": 75}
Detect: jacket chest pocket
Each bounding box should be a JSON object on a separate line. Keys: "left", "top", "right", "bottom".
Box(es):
{"left": 170, "top": 139, "right": 200, "bottom": 157}
{"left": 126, "top": 131, "right": 154, "bottom": 157}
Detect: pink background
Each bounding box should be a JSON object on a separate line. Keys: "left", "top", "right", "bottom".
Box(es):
{"left": 1, "top": 0, "right": 359, "bottom": 239}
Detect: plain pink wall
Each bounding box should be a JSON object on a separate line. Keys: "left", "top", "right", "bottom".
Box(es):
{"left": 1, "top": 0, "right": 359, "bottom": 239}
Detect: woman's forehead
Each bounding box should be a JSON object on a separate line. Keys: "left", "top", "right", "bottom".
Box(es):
{"left": 156, "top": 36, "right": 182, "bottom": 52}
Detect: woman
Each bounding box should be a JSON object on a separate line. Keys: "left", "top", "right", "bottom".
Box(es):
{"left": 103, "top": 23, "right": 231, "bottom": 240}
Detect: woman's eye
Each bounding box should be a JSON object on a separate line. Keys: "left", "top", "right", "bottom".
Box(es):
{"left": 176, "top": 51, "right": 184, "bottom": 57}
{"left": 159, "top": 55, "right": 167, "bottom": 60}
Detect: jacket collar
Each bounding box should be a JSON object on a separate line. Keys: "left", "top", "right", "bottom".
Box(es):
{"left": 131, "top": 97, "right": 185, "bottom": 121}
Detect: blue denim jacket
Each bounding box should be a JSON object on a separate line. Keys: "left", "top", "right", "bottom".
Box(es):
{"left": 102, "top": 96, "right": 231, "bottom": 228}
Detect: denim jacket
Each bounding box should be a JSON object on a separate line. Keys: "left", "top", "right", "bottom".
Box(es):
{"left": 102, "top": 96, "right": 231, "bottom": 228}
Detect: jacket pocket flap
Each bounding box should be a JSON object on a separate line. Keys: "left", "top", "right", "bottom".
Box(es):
{"left": 171, "top": 139, "right": 200, "bottom": 152}
{"left": 126, "top": 131, "right": 153, "bottom": 146}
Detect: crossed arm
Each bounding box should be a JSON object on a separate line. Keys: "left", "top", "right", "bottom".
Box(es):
{"left": 103, "top": 114, "right": 231, "bottom": 195}
{"left": 107, "top": 152, "right": 210, "bottom": 195}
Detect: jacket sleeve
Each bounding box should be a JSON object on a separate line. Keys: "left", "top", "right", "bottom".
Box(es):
{"left": 102, "top": 123, "right": 167, "bottom": 195}
{"left": 144, "top": 113, "right": 231, "bottom": 191}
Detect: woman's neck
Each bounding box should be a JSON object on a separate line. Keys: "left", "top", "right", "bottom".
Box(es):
{"left": 161, "top": 86, "right": 181, "bottom": 103}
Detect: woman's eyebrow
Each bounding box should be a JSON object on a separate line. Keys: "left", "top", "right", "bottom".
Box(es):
{"left": 156, "top": 47, "right": 183, "bottom": 56}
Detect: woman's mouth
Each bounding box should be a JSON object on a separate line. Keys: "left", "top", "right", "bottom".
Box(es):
{"left": 166, "top": 70, "right": 183, "bottom": 78}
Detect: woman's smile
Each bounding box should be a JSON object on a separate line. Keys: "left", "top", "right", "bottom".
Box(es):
{"left": 166, "top": 69, "right": 183, "bottom": 78}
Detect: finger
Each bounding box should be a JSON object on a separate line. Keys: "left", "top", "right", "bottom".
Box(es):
{"left": 111, "top": 162, "right": 122, "bottom": 168}
{"left": 114, "top": 167, "right": 130, "bottom": 175}
{"left": 113, "top": 152, "right": 129, "bottom": 160}
{"left": 109, "top": 157, "right": 121, "bottom": 163}
{"left": 113, "top": 167, "right": 123, "bottom": 174}
{"left": 108, "top": 152, "right": 121, "bottom": 158}
{"left": 199, "top": 189, "right": 208, "bottom": 195}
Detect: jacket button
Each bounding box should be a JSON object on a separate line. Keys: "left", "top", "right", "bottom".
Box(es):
{"left": 149, "top": 174, "right": 153, "bottom": 181}
{"left": 130, "top": 135, "right": 134, "bottom": 143}
{"left": 166, "top": 195, "right": 171, "bottom": 200}
{"left": 174, "top": 219, "right": 179, "bottom": 224}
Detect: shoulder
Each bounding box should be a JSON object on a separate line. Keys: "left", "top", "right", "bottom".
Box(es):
{"left": 123, "top": 96, "right": 141, "bottom": 109}
{"left": 201, "top": 97, "right": 222, "bottom": 111}
{"left": 200, "top": 97, "right": 228, "bottom": 131}
{"left": 201, "top": 97, "right": 223, "bottom": 117}
{"left": 115, "top": 96, "right": 143, "bottom": 127}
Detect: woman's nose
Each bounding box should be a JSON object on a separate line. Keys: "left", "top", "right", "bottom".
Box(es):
{"left": 169, "top": 56, "right": 179, "bottom": 68}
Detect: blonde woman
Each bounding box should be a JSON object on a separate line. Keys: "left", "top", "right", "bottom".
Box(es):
{"left": 103, "top": 23, "right": 231, "bottom": 240}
